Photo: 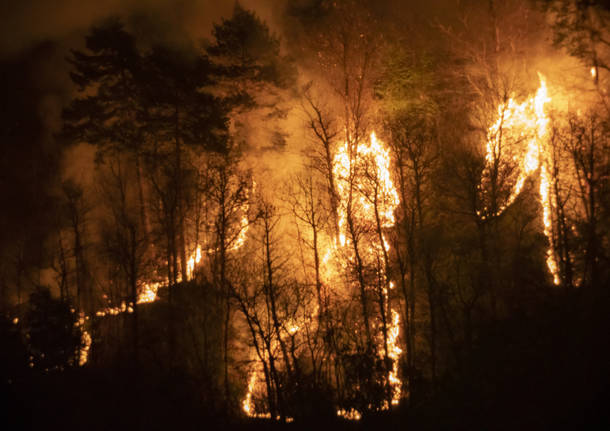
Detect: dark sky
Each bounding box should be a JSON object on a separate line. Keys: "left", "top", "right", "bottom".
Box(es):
{"left": 0, "top": 0, "right": 465, "bottom": 57}
{"left": 0, "top": 0, "right": 236, "bottom": 56}
{"left": 0, "top": 0, "right": 462, "bottom": 141}
{"left": 0, "top": 1, "right": 290, "bottom": 265}
{"left": 0, "top": 1, "right": 275, "bottom": 202}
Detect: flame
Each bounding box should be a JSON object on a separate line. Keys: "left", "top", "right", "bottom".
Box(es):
{"left": 186, "top": 245, "right": 202, "bottom": 280}
{"left": 533, "top": 76, "right": 560, "bottom": 284}
{"left": 75, "top": 312, "right": 92, "bottom": 366}
{"left": 337, "top": 408, "right": 362, "bottom": 421}
{"left": 591, "top": 66, "right": 597, "bottom": 79}
{"left": 67, "top": 181, "right": 254, "bottom": 368}
{"left": 230, "top": 215, "right": 250, "bottom": 251}
{"left": 481, "top": 75, "right": 550, "bottom": 217}
{"left": 242, "top": 367, "right": 294, "bottom": 422}
{"left": 287, "top": 323, "right": 299, "bottom": 335}
{"left": 186, "top": 193, "right": 251, "bottom": 279}
{"left": 137, "top": 282, "right": 160, "bottom": 304}
{"left": 480, "top": 74, "right": 560, "bottom": 284}
{"left": 229, "top": 181, "right": 253, "bottom": 252}
{"left": 333, "top": 132, "right": 400, "bottom": 247}
{"left": 95, "top": 300, "right": 133, "bottom": 317}
{"left": 238, "top": 132, "right": 402, "bottom": 421}
{"left": 332, "top": 132, "right": 402, "bottom": 414}
{"left": 242, "top": 371, "right": 257, "bottom": 416}
{"left": 386, "top": 309, "right": 402, "bottom": 405}
{"left": 79, "top": 330, "right": 92, "bottom": 366}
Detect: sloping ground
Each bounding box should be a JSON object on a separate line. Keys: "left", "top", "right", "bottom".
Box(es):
{"left": 3, "top": 284, "right": 609, "bottom": 430}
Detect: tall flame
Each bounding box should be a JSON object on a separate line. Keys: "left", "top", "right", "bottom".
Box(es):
{"left": 239, "top": 132, "right": 403, "bottom": 421}
{"left": 242, "top": 371, "right": 257, "bottom": 416}
{"left": 333, "top": 132, "right": 400, "bottom": 247}
{"left": 480, "top": 75, "right": 550, "bottom": 217}
{"left": 333, "top": 132, "right": 402, "bottom": 417}
{"left": 481, "top": 74, "right": 559, "bottom": 285}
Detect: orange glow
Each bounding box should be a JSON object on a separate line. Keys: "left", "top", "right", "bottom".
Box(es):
{"left": 186, "top": 245, "right": 202, "bottom": 280}
{"left": 539, "top": 166, "right": 560, "bottom": 285}
{"left": 480, "top": 74, "right": 559, "bottom": 285}
{"left": 79, "top": 330, "right": 92, "bottom": 366}
{"left": 333, "top": 132, "right": 400, "bottom": 248}
{"left": 242, "top": 371, "right": 257, "bottom": 416}
{"left": 229, "top": 215, "right": 250, "bottom": 251}
{"left": 333, "top": 131, "right": 402, "bottom": 413}
{"left": 137, "top": 282, "right": 160, "bottom": 304}
{"left": 480, "top": 75, "right": 550, "bottom": 218}
{"left": 386, "top": 309, "right": 402, "bottom": 405}
{"left": 337, "top": 408, "right": 362, "bottom": 421}
{"left": 75, "top": 312, "right": 92, "bottom": 366}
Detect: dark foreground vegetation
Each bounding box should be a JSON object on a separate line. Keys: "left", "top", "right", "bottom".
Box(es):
{"left": 2, "top": 281, "right": 609, "bottom": 430}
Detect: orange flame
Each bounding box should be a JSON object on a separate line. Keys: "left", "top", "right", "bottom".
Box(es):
{"left": 333, "top": 132, "right": 400, "bottom": 247}
{"left": 481, "top": 75, "right": 550, "bottom": 217}
{"left": 333, "top": 132, "right": 402, "bottom": 415}
{"left": 481, "top": 74, "right": 559, "bottom": 285}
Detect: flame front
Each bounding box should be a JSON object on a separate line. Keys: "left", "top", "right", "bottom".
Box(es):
{"left": 480, "top": 75, "right": 550, "bottom": 217}
{"left": 238, "top": 132, "right": 403, "bottom": 421}
{"left": 480, "top": 75, "right": 559, "bottom": 285}
{"left": 333, "top": 132, "right": 400, "bottom": 247}
{"left": 333, "top": 132, "right": 402, "bottom": 417}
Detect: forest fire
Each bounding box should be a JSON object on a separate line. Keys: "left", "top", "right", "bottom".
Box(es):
{"left": 230, "top": 215, "right": 250, "bottom": 251}
{"left": 480, "top": 75, "right": 560, "bottom": 284}
{"left": 332, "top": 132, "right": 402, "bottom": 416}
{"left": 242, "top": 371, "right": 257, "bottom": 416}
{"left": 386, "top": 309, "right": 402, "bottom": 405}
{"left": 480, "top": 75, "right": 550, "bottom": 217}
{"left": 137, "top": 282, "right": 161, "bottom": 304}
{"left": 239, "top": 131, "right": 403, "bottom": 421}
{"left": 333, "top": 132, "right": 400, "bottom": 246}
{"left": 4, "top": 1, "right": 610, "bottom": 429}
{"left": 186, "top": 246, "right": 202, "bottom": 280}
{"left": 76, "top": 313, "right": 91, "bottom": 366}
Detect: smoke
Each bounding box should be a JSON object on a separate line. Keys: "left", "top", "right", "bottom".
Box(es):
{"left": 0, "top": 0, "right": 293, "bottom": 197}
{"left": 0, "top": 0, "right": 592, "bottom": 282}
{"left": 0, "top": 0, "right": 290, "bottom": 58}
